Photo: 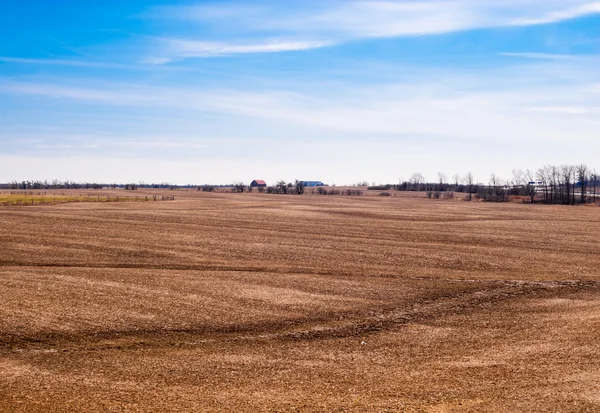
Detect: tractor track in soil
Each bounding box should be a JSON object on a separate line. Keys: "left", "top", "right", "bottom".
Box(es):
{"left": 3, "top": 279, "right": 597, "bottom": 355}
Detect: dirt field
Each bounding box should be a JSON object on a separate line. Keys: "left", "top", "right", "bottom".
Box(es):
{"left": 1, "top": 192, "right": 599, "bottom": 412}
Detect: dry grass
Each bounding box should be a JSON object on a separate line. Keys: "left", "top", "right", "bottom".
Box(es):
{"left": 1, "top": 192, "right": 599, "bottom": 412}
{"left": 0, "top": 193, "right": 149, "bottom": 206}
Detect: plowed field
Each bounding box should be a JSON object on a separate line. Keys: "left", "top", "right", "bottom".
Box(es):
{"left": 1, "top": 192, "right": 599, "bottom": 412}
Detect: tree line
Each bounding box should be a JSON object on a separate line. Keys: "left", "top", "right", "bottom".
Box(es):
{"left": 3, "top": 180, "right": 211, "bottom": 191}
{"left": 386, "top": 165, "right": 599, "bottom": 204}
{"left": 5, "top": 164, "right": 598, "bottom": 205}
{"left": 229, "top": 180, "right": 307, "bottom": 195}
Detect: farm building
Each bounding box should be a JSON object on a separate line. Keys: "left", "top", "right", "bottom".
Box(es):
{"left": 300, "top": 181, "right": 325, "bottom": 187}
{"left": 250, "top": 180, "right": 267, "bottom": 188}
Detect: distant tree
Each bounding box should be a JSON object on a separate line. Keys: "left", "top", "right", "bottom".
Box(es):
{"left": 561, "top": 165, "right": 575, "bottom": 205}
{"left": 550, "top": 165, "right": 560, "bottom": 204}
{"left": 523, "top": 170, "right": 537, "bottom": 203}
{"left": 486, "top": 173, "right": 507, "bottom": 202}
{"left": 576, "top": 164, "right": 588, "bottom": 204}
{"left": 277, "top": 180, "right": 288, "bottom": 194}
{"left": 537, "top": 166, "right": 551, "bottom": 204}
{"left": 437, "top": 172, "right": 447, "bottom": 191}
{"left": 511, "top": 169, "right": 525, "bottom": 187}
{"left": 590, "top": 169, "right": 598, "bottom": 202}
{"left": 294, "top": 180, "right": 305, "bottom": 195}
{"left": 463, "top": 172, "right": 475, "bottom": 201}
{"left": 232, "top": 181, "right": 245, "bottom": 193}
{"left": 452, "top": 174, "right": 461, "bottom": 191}
{"left": 409, "top": 172, "right": 425, "bottom": 191}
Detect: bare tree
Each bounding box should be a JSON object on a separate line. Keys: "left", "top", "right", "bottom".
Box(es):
{"left": 591, "top": 169, "right": 598, "bottom": 202}
{"left": 537, "top": 166, "right": 551, "bottom": 203}
{"left": 561, "top": 165, "right": 575, "bottom": 205}
{"left": 232, "top": 181, "right": 245, "bottom": 193}
{"left": 487, "top": 173, "right": 507, "bottom": 202}
{"left": 437, "top": 172, "right": 447, "bottom": 191}
{"left": 489, "top": 174, "right": 500, "bottom": 187}
{"left": 511, "top": 169, "right": 526, "bottom": 188}
{"left": 576, "top": 164, "right": 588, "bottom": 204}
{"left": 463, "top": 172, "right": 475, "bottom": 201}
{"left": 453, "top": 174, "right": 461, "bottom": 190}
{"left": 409, "top": 172, "right": 425, "bottom": 191}
{"left": 276, "top": 180, "right": 288, "bottom": 194}
{"left": 550, "top": 165, "right": 560, "bottom": 204}
{"left": 524, "top": 169, "right": 537, "bottom": 203}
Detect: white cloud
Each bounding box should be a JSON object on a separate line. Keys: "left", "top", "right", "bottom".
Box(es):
{"left": 2, "top": 66, "right": 598, "bottom": 145}
{"left": 508, "top": 1, "right": 600, "bottom": 25}
{"left": 3, "top": 2, "right": 599, "bottom": 184}
{"left": 2, "top": 69, "right": 599, "bottom": 184}
{"left": 154, "top": 38, "right": 337, "bottom": 61}
{"left": 144, "top": 1, "right": 600, "bottom": 59}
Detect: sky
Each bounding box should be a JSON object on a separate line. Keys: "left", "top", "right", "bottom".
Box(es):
{"left": 0, "top": 0, "right": 599, "bottom": 185}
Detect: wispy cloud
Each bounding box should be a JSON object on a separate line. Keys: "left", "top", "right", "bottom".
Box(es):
{"left": 525, "top": 106, "right": 593, "bottom": 114}
{"left": 114, "top": 141, "right": 210, "bottom": 149}
{"left": 0, "top": 56, "right": 192, "bottom": 71}
{"left": 143, "top": 1, "right": 600, "bottom": 60}
{"left": 152, "top": 38, "right": 336, "bottom": 62}
{"left": 0, "top": 56, "right": 134, "bottom": 69}
{"left": 2, "top": 68, "right": 598, "bottom": 144}
{"left": 35, "top": 143, "right": 101, "bottom": 149}
{"left": 508, "top": 1, "right": 600, "bottom": 25}
{"left": 500, "top": 52, "right": 576, "bottom": 60}
{"left": 2, "top": 0, "right": 599, "bottom": 184}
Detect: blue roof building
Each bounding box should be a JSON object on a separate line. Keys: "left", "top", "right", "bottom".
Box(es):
{"left": 300, "top": 181, "right": 325, "bottom": 187}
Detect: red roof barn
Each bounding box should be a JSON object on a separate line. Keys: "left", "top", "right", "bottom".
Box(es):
{"left": 250, "top": 180, "right": 267, "bottom": 187}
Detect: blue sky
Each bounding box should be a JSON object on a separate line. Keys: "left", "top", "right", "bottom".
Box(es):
{"left": 1, "top": 1, "right": 599, "bottom": 185}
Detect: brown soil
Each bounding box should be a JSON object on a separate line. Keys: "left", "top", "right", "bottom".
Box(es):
{"left": 1, "top": 192, "right": 599, "bottom": 412}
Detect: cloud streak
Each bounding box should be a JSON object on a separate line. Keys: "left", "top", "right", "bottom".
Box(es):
{"left": 154, "top": 38, "right": 337, "bottom": 61}
{"left": 145, "top": 1, "right": 600, "bottom": 60}
{"left": 508, "top": 1, "right": 600, "bottom": 25}
{"left": 0, "top": 56, "right": 194, "bottom": 71}
{"left": 525, "top": 106, "right": 593, "bottom": 114}
{"left": 2, "top": 67, "right": 598, "bottom": 145}
{"left": 499, "top": 52, "right": 576, "bottom": 60}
